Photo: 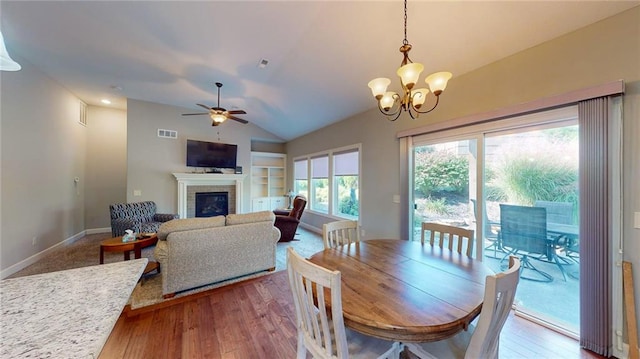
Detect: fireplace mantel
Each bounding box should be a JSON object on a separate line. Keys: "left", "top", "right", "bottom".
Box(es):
{"left": 173, "top": 173, "right": 246, "bottom": 218}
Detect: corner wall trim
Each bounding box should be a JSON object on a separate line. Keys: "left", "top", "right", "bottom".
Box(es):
{"left": 397, "top": 80, "right": 625, "bottom": 138}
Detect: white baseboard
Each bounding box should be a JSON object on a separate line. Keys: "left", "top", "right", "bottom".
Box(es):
{"left": 299, "top": 222, "right": 321, "bottom": 234}
{"left": 86, "top": 227, "right": 111, "bottom": 235}
{"left": 0, "top": 229, "right": 97, "bottom": 279}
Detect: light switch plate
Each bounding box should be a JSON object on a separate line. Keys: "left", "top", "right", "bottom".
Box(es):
{"left": 392, "top": 195, "right": 400, "bottom": 204}
{"left": 635, "top": 212, "right": 640, "bottom": 229}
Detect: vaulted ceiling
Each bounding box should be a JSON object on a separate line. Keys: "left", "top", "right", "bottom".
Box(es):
{"left": 2, "top": 1, "right": 638, "bottom": 140}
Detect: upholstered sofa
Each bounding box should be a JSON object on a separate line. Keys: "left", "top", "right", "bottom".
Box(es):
{"left": 154, "top": 211, "right": 280, "bottom": 298}
{"left": 109, "top": 201, "right": 178, "bottom": 237}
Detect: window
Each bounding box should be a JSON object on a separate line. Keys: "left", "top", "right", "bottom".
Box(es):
{"left": 294, "top": 144, "right": 360, "bottom": 220}
{"left": 311, "top": 156, "right": 329, "bottom": 213}
{"left": 333, "top": 150, "right": 359, "bottom": 218}
{"left": 294, "top": 159, "right": 308, "bottom": 199}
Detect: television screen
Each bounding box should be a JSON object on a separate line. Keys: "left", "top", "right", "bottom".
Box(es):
{"left": 186, "top": 139, "right": 237, "bottom": 169}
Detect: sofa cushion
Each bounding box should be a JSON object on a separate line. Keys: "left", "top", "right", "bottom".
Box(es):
{"left": 157, "top": 216, "right": 226, "bottom": 240}
{"left": 226, "top": 211, "right": 275, "bottom": 226}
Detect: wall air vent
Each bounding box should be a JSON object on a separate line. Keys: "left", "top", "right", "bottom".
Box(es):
{"left": 158, "top": 129, "right": 177, "bottom": 139}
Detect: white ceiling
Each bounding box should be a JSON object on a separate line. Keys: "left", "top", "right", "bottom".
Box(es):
{"left": 2, "top": 1, "right": 638, "bottom": 141}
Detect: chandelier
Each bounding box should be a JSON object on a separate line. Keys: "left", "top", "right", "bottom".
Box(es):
{"left": 367, "top": 0, "right": 451, "bottom": 121}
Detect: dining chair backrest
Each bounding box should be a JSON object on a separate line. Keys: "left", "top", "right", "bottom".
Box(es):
{"left": 465, "top": 256, "right": 521, "bottom": 359}
{"left": 534, "top": 200, "right": 574, "bottom": 225}
{"left": 287, "top": 247, "right": 400, "bottom": 359}
{"left": 287, "top": 247, "right": 349, "bottom": 358}
{"left": 421, "top": 222, "right": 475, "bottom": 257}
{"left": 323, "top": 220, "right": 360, "bottom": 249}
{"left": 499, "top": 204, "right": 547, "bottom": 255}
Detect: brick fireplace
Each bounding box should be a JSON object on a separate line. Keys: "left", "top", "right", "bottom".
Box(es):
{"left": 173, "top": 173, "right": 246, "bottom": 218}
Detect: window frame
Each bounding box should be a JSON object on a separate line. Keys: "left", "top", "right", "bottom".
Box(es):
{"left": 293, "top": 144, "right": 361, "bottom": 221}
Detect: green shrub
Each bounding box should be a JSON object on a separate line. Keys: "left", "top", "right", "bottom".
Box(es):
{"left": 495, "top": 155, "right": 578, "bottom": 206}
{"left": 415, "top": 151, "right": 469, "bottom": 198}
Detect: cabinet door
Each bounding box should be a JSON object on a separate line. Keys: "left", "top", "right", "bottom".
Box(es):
{"left": 270, "top": 197, "right": 286, "bottom": 210}
{"left": 252, "top": 198, "right": 271, "bottom": 212}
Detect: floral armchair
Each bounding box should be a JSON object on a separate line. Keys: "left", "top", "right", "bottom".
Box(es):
{"left": 109, "top": 201, "right": 179, "bottom": 237}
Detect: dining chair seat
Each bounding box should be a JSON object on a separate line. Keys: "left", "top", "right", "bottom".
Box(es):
{"left": 406, "top": 256, "right": 521, "bottom": 359}
{"left": 287, "top": 247, "right": 400, "bottom": 359}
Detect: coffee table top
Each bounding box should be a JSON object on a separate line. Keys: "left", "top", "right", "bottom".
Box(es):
{"left": 101, "top": 233, "right": 158, "bottom": 248}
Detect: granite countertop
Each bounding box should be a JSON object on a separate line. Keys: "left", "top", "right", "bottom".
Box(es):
{"left": 1, "top": 259, "right": 147, "bottom": 358}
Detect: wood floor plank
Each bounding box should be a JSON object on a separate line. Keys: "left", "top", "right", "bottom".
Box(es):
{"left": 103, "top": 271, "right": 606, "bottom": 359}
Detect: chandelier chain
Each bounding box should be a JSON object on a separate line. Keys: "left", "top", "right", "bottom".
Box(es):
{"left": 403, "top": 0, "right": 408, "bottom": 45}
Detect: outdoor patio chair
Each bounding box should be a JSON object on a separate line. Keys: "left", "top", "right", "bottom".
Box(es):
{"left": 406, "top": 256, "right": 521, "bottom": 359}
{"left": 286, "top": 247, "right": 400, "bottom": 359}
{"left": 470, "top": 199, "right": 502, "bottom": 258}
{"left": 499, "top": 204, "right": 571, "bottom": 282}
{"left": 421, "top": 222, "right": 474, "bottom": 257}
{"left": 535, "top": 200, "right": 580, "bottom": 263}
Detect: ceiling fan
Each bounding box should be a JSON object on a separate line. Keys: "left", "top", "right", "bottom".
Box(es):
{"left": 182, "top": 82, "right": 248, "bottom": 126}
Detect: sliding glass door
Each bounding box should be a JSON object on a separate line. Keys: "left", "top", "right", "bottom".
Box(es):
{"left": 411, "top": 108, "right": 580, "bottom": 335}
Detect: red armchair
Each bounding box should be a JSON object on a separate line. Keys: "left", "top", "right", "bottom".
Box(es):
{"left": 273, "top": 195, "right": 307, "bottom": 242}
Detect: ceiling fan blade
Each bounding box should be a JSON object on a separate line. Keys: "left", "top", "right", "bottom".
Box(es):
{"left": 228, "top": 110, "right": 247, "bottom": 115}
{"left": 228, "top": 115, "right": 249, "bottom": 124}
{"left": 197, "top": 103, "right": 212, "bottom": 110}
{"left": 182, "top": 113, "right": 209, "bottom": 116}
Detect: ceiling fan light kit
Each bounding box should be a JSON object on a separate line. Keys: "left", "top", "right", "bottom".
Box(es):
{"left": 0, "top": 31, "right": 21, "bottom": 72}
{"left": 368, "top": 0, "right": 452, "bottom": 122}
{"left": 182, "top": 82, "right": 249, "bottom": 126}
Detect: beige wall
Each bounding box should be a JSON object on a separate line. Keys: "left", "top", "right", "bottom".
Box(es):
{"left": 286, "top": 5, "right": 640, "bottom": 336}
{"left": 85, "top": 106, "right": 127, "bottom": 229}
{"left": 126, "top": 99, "right": 284, "bottom": 214}
{"left": 1, "top": 55, "right": 86, "bottom": 273}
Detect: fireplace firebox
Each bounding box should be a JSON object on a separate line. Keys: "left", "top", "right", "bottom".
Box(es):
{"left": 195, "top": 192, "right": 229, "bottom": 217}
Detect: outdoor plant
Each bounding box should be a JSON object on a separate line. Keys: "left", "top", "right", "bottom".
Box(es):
{"left": 415, "top": 150, "right": 469, "bottom": 198}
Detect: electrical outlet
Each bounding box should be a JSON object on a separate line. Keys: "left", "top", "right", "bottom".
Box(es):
{"left": 635, "top": 212, "right": 640, "bottom": 229}
{"left": 361, "top": 229, "right": 366, "bottom": 237}
{"left": 32, "top": 236, "right": 37, "bottom": 246}
{"left": 133, "top": 190, "right": 142, "bottom": 196}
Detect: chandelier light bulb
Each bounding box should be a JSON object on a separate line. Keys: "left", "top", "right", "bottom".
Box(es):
{"left": 425, "top": 72, "right": 453, "bottom": 95}
{"left": 380, "top": 92, "right": 396, "bottom": 111}
{"left": 368, "top": 78, "right": 391, "bottom": 100}
{"left": 411, "top": 88, "right": 429, "bottom": 109}
{"left": 396, "top": 62, "right": 424, "bottom": 90}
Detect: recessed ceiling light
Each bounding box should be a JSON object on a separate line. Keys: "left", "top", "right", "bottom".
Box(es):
{"left": 101, "top": 99, "right": 112, "bottom": 105}
{"left": 257, "top": 58, "right": 269, "bottom": 69}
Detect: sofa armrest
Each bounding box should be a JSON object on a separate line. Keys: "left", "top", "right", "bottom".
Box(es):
{"left": 274, "top": 215, "right": 299, "bottom": 225}
{"left": 273, "top": 209, "right": 290, "bottom": 216}
{"left": 154, "top": 213, "right": 179, "bottom": 222}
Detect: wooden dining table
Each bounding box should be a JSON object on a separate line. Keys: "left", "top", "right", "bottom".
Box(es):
{"left": 307, "top": 239, "right": 494, "bottom": 342}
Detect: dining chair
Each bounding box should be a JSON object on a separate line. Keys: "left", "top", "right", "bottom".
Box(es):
{"left": 421, "top": 222, "right": 475, "bottom": 257}
{"left": 286, "top": 247, "right": 400, "bottom": 359}
{"left": 405, "top": 256, "right": 521, "bottom": 359}
{"left": 323, "top": 220, "right": 360, "bottom": 249}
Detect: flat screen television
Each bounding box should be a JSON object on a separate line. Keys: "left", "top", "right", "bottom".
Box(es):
{"left": 186, "top": 139, "right": 237, "bottom": 169}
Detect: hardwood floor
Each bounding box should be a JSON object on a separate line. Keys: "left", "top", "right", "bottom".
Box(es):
{"left": 102, "top": 270, "right": 606, "bottom": 359}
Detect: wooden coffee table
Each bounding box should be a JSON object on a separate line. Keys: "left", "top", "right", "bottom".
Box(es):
{"left": 100, "top": 234, "right": 160, "bottom": 275}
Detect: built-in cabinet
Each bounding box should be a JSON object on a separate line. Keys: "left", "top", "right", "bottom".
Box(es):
{"left": 251, "top": 152, "right": 287, "bottom": 211}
